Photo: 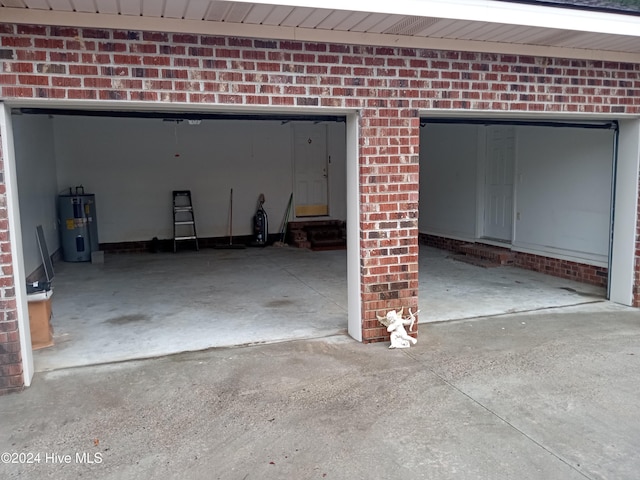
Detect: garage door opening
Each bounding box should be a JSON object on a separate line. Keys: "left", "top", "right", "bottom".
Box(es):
{"left": 9, "top": 107, "right": 352, "bottom": 371}
{"left": 418, "top": 117, "right": 618, "bottom": 322}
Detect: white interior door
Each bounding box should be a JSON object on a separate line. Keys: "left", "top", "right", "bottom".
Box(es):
{"left": 293, "top": 123, "right": 328, "bottom": 217}
{"left": 483, "top": 126, "right": 515, "bottom": 242}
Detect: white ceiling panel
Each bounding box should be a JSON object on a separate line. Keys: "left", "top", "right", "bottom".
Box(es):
{"left": 557, "top": 31, "right": 605, "bottom": 48}
{"left": 261, "top": 5, "right": 293, "bottom": 25}
{"left": 446, "top": 20, "right": 495, "bottom": 40}
{"left": 47, "top": 0, "right": 73, "bottom": 11}
{"left": 1, "top": 0, "right": 26, "bottom": 7}
{"left": 461, "top": 22, "right": 508, "bottom": 41}
{"left": 22, "top": 0, "right": 49, "bottom": 9}
{"left": 424, "top": 18, "right": 485, "bottom": 38}
{"left": 0, "top": 0, "right": 639, "bottom": 56}
{"left": 330, "top": 11, "right": 369, "bottom": 31}
{"left": 204, "top": 1, "right": 230, "bottom": 21}
{"left": 163, "top": 0, "right": 188, "bottom": 19}
{"left": 242, "top": 3, "right": 275, "bottom": 24}
{"left": 498, "top": 26, "right": 542, "bottom": 44}
{"left": 577, "top": 34, "right": 636, "bottom": 50}
{"left": 72, "top": 0, "right": 97, "bottom": 13}
{"left": 297, "top": 8, "right": 332, "bottom": 28}
{"left": 608, "top": 38, "right": 640, "bottom": 52}
{"left": 141, "top": 0, "right": 164, "bottom": 18}
{"left": 590, "top": 36, "right": 639, "bottom": 51}
{"left": 119, "top": 0, "right": 141, "bottom": 16}
{"left": 396, "top": 17, "right": 443, "bottom": 36}
{"left": 343, "top": 11, "right": 387, "bottom": 32}
{"left": 32, "top": 0, "right": 48, "bottom": 5}
{"left": 537, "top": 30, "right": 584, "bottom": 47}
{"left": 224, "top": 2, "right": 252, "bottom": 23}
{"left": 478, "top": 24, "right": 526, "bottom": 42}
{"left": 367, "top": 15, "right": 405, "bottom": 34}
{"left": 413, "top": 18, "right": 460, "bottom": 37}
{"left": 94, "top": 0, "right": 118, "bottom": 15}
{"left": 279, "top": 6, "right": 314, "bottom": 27}
{"left": 514, "top": 26, "right": 567, "bottom": 45}
{"left": 184, "top": 0, "right": 210, "bottom": 20}
{"left": 316, "top": 10, "right": 351, "bottom": 30}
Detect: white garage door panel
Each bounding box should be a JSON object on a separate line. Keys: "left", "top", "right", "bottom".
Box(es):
{"left": 514, "top": 126, "right": 614, "bottom": 259}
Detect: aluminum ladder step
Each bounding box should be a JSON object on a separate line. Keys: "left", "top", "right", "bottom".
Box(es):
{"left": 172, "top": 190, "right": 199, "bottom": 252}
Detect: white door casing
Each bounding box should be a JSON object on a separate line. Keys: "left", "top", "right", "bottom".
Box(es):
{"left": 293, "top": 123, "right": 329, "bottom": 217}
{"left": 0, "top": 103, "right": 34, "bottom": 386}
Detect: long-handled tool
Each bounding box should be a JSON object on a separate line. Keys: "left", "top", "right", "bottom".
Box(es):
{"left": 215, "top": 188, "right": 246, "bottom": 249}
{"left": 274, "top": 193, "right": 293, "bottom": 247}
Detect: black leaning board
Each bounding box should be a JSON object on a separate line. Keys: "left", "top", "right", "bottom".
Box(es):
{"left": 36, "top": 224, "right": 54, "bottom": 282}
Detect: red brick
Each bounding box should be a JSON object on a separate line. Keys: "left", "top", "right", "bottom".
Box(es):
{"left": 271, "top": 97, "right": 294, "bottom": 105}
{"left": 216, "top": 48, "right": 240, "bottom": 58}
{"left": 2, "top": 86, "right": 33, "bottom": 97}
{"left": 35, "top": 87, "right": 65, "bottom": 98}
{"left": 159, "top": 45, "right": 186, "bottom": 56}
{"left": 201, "top": 36, "right": 226, "bottom": 46}
{"left": 12, "top": 50, "right": 41, "bottom": 62}
{"left": 81, "top": 53, "right": 110, "bottom": 64}
{"left": 130, "top": 91, "right": 159, "bottom": 101}
{"left": 130, "top": 43, "right": 157, "bottom": 54}
{"left": 173, "top": 34, "right": 199, "bottom": 44}
{"left": 2, "top": 37, "right": 32, "bottom": 48}
{"left": 67, "top": 89, "right": 97, "bottom": 99}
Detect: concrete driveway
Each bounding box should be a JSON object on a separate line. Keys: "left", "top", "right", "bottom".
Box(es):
{"left": 2, "top": 301, "right": 640, "bottom": 479}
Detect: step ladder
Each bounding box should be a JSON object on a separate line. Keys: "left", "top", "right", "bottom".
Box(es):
{"left": 173, "top": 190, "right": 199, "bottom": 252}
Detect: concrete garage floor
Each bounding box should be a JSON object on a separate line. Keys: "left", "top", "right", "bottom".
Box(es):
{"left": 420, "top": 247, "right": 605, "bottom": 322}
{"left": 33, "top": 245, "right": 606, "bottom": 371}
{"left": 3, "top": 302, "right": 640, "bottom": 480}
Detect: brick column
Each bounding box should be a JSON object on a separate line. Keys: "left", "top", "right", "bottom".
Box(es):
{"left": 359, "top": 108, "right": 420, "bottom": 342}
{"left": 0, "top": 135, "right": 23, "bottom": 395}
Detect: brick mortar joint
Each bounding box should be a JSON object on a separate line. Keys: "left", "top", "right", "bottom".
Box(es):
{"left": 3, "top": 29, "right": 640, "bottom": 71}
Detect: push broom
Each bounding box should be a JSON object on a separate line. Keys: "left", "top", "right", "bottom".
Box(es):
{"left": 215, "top": 188, "right": 246, "bottom": 249}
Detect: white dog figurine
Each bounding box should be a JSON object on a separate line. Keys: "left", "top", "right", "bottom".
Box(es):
{"left": 376, "top": 308, "right": 419, "bottom": 349}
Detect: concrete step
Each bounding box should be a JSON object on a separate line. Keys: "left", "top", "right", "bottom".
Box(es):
{"left": 456, "top": 243, "right": 516, "bottom": 265}
{"left": 287, "top": 220, "right": 346, "bottom": 250}
{"left": 448, "top": 254, "right": 502, "bottom": 268}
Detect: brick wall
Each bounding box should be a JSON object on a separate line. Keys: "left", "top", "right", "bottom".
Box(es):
{"left": 0, "top": 23, "right": 640, "bottom": 388}
{"left": 359, "top": 111, "right": 420, "bottom": 342}
{"left": 421, "top": 233, "right": 609, "bottom": 288}
{"left": 515, "top": 251, "right": 608, "bottom": 288}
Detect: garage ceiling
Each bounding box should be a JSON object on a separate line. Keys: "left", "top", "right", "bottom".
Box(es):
{"left": 1, "top": 0, "right": 640, "bottom": 60}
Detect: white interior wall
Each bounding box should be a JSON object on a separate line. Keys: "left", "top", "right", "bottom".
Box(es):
{"left": 514, "top": 126, "right": 613, "bottom": 265}
{"left": 52, "top": 116, "right": 347, "bottom": 244}
{"left": 420, "top": 123, "right": 614, "bottom": 266}
{"left": 419, "top": 123, "right": 478, "bottom": 240}
{"left": 13, "top": 114, "right": 59, "bottom": 277}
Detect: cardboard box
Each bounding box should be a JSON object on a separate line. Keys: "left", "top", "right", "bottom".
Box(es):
{"left": 27, "top": 290, "right": 54, "bottom": 350}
